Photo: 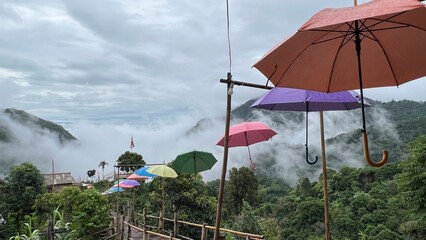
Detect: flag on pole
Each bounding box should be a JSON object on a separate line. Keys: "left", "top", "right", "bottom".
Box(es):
{"left": 130, "top": 136, "right": 135, "bottom": 149}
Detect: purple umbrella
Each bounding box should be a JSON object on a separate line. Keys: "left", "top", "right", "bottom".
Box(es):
{"left": 114, "top": 179, "right": 140, "bottom": 187}
{"left": 251, "top": 87, "right": 372, "bottom": 164}
{"left": 251, "top": 87, "right": 372, "bottom": 239}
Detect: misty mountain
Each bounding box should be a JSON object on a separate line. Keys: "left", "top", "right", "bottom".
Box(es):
{"left": 0, "top": 108, "right": 77, "bottom": 144}
{"left": 187, "top": 98, "right": 426, "bottom": 183}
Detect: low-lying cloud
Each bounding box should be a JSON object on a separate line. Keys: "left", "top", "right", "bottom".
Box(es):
{"left": 0, "top": 104, "right": 400, "bottom": 186}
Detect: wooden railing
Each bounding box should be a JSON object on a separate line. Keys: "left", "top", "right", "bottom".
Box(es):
{"left": 124, "top": 209, "right": 264, "bottom": 240}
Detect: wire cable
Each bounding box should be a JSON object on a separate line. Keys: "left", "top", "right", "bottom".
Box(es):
{"left": 226, "top": 0, "right": 232, "bottom": 73}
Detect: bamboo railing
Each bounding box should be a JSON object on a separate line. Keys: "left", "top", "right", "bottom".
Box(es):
{"left": 124, "top": 209, "right": 264, "bottom": 240}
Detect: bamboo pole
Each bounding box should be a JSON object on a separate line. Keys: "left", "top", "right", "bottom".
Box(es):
{"left": 51, "top": 160, "right": 55, "bottom": 192}
{"left": 201, "top": 223, "right": 207, "bottom": 240}
{"left": 159, "top": 210, "right": 164, "bottom": 232}
{"left": 173, "top": 211, "right": 178, "bottom": 237}
{"left": 214, "top": 73, "right": 233, "bottom": 240}
{"left": 320, "top": 111, "right": 331, "bottom": 240}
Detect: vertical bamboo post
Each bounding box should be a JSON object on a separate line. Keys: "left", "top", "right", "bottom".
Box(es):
{"left": 201, "top": 223, "right": 207, "bottom": 240}
{"left": 127, "top": 199, "right": 131, "bottom": 239}
{"left": 121, "top": 214, "right": 125, "bottom": 240}
{"left": 159, "top": 210, "right": 164, "bottom": 232}
{"left": 51, "top": 160, "right": 55, "bottom": 192}
{"left": 173, "top": 211, "right": 178, "bottom": 237}
{"left": 214, "top": 73, "right": 233, "bottom": 240}
{"left": 320, "top": 111, "right": 331, "bottom": 240}
{"left": 127, "top": 223, "right": 131, "bottom": 240}
{"left": 115, "top": 165, "right": 120, "bottom": 234}
{"left": 143, "top": 228, "right": 148, "bottom": 240}
{"left": 142, "top": 208, "right": 146, "bottom": 228}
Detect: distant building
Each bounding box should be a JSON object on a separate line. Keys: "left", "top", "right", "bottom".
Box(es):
{"left": 42, "top": 172, "right": 79, "bottom": 192}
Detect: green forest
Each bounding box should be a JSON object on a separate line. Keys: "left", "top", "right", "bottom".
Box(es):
{"left": 0, "top": 100, "right": 425, "bottom": 240}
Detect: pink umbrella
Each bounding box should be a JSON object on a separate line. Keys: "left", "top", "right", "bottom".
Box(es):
{"left": 217, "top": 121, "right": 277, "bottom": 147}
{"left": 127, "top": 173, "right": 148, "bottom": 180}
{"left": 217, "top": 121, "right": 277, "bottom": 169}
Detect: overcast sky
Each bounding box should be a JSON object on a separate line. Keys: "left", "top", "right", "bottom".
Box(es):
{"left": 0, "top": 0, "right": 424, "bottom": 182}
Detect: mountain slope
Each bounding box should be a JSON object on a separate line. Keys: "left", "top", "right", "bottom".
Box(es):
{"left": 188, "top": 98, "right": 426, "bottom": 183}
{"left": 0, "top": 108, "right": 77, "bottom": 144}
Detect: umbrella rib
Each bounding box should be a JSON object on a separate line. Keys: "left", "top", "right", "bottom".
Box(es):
{"left": 325, "top": 27, "right": 353, "bottom": 93}
{"left": 275, "top": 30, "right": 332, "bottom": 86}
{"left": 259, "top": 130, "right": 275, "bottom": 142}
{"left": 367, "top": 12, "right": 426, "bottom": 32}
{"left": 361, "top": 21, "right": 399, "bottom": 86}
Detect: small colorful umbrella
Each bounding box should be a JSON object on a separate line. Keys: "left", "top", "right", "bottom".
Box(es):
{"left": 217, "top": 121, "right": 277, "bottom": 170}
{"left": 114, "top": 179, "right": 140, "bottom": 187}
{"left": 253, "top": 0, "right": 426, "bottom": 168}
{"left": 127, "top": 173, "right": 148, "bottom": 180}
{"left": 135, "top": 166, "right": 157, "bottom": 177}
{"left": 172, "top": 150, "right": 217, "bottom": 174}
{"left": 147, "top": 164, "right": 178, "bottom": 178}
{"left": 102, "top": 186, "right": 124, "bottom": 195}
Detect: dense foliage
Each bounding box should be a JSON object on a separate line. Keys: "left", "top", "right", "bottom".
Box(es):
{"left": 0, "top": 162, "right": 46, "bottom": 234}
{"left": 116, "top": 151, "right": 146, "bottom": 172}
{"left": 216, "top": 135, "right": 425, "bottom": 240}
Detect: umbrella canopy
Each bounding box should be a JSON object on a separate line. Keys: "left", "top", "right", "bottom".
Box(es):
{"left": 114, "top": 179, "right": 140, "bottom": 187}
{"left": 113, "top": 183, "right": 135, "bottom": 188}
{"left": 172, "top": 150, "right": 217, "bottom": 174}
{"left": 127, "top": 173, "right": 148, "bottom": 180}
{"left": 216, "top": 121, "right": 277, "bottom": 147}
{"left": 253, "top": 0, "right": 426, "bottom": 167}
{"left": 251, "top": 87, "right": 372, "bottom": 164}
{"left": 135, "top": 166, "right": 157, "bottom": 177}
{"left": 217, "top": 121, "right": 277, "bottom": 170}
{"left": 103, "top": 186, "right": 125, "bottom": 195}
{"left": 147, "top": 164, "right": 178, "bottom": 178}
{"left": 252, "top": 88, "right": 371, "bottom": 112}
{"left": 254, "top": 0, "right": 426, "bottom": 92}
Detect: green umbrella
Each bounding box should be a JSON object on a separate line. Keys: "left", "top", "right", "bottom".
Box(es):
{"left": 172, "top": 150, "right": 217, "bottom": 174}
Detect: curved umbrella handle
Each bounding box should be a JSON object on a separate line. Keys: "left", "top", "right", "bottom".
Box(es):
{"left": 305, "top": 145, "right": 319, "bottom": 165}
{"left": 362, "top": 132, "right": 388, "bottom": 167}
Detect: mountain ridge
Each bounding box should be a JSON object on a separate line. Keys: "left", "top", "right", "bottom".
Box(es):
{"left": 0, "top": 108, "right": 77, "bottom": 144}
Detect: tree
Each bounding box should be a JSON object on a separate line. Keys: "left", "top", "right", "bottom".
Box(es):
{"left": 232, "top": 201, "right": 263, "bottom": 235}
{"left": 98, "top": 161, "right": 108, "bottom": 180}
{"left": 397, "top": 135, "right": 426, "bottom": 211}
{"left": 116, "top": 151, "right": 145, "bottom": 172}
{"left": 0, "top": 163, "right": 46, "bottom": 232}
{"left": 143, "top": 172, "right": 216, "bottom": 239}
{"left": 225, "top": 167, "right": 259, "bottom": 216}
{"left": 396, "top": 135, "right": 426, "bottom": 239}
{"left": 33, "top": 187, "right": 111, "bottom": 239}
{"left": 86, "top": 169, "right": 96, "bottom": 178}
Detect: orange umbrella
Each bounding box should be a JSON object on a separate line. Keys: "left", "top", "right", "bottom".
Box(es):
{"left": 254, "top": 0, "right": 426, "bottom": 167}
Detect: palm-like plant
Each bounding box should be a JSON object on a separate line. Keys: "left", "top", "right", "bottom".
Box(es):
{"left": 98, "top": 161, "right": 108, "bottom": 180}
{"left": 53, "top": 207, "right": 76, "bottom": 240}
{"left": 9, "top": 217, "right": 40, "bottom": 240}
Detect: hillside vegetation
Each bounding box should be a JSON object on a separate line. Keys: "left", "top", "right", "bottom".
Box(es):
{"left": 0, "top": 108, "right": 77, "bottom": 144}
